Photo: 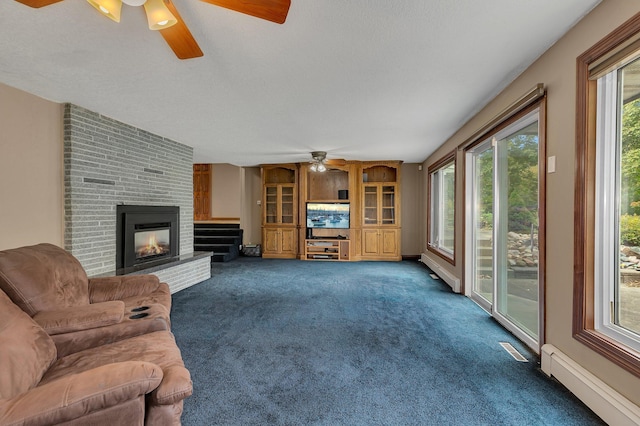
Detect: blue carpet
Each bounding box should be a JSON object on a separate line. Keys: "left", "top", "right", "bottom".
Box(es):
{"left": 171, "top": 258, "right": 604, "bottom": 425}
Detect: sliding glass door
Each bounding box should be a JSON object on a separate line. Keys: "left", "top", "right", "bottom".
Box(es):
{"left": 467, "top": 143, "right": 494, "bottom": 312}
{"left": 466, "top": 109, "right": 541, "bottom": 350}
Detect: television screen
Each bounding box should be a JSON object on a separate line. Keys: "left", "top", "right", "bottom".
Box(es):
{"left": 306, "top": 202, "right": 350, "bottom": 229}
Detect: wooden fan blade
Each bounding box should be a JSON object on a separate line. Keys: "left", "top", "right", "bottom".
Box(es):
{"left": 326, "top": 159, "right": 347, "bottom": 167}
{"left": 15, "top": 0, "right": 63, "bottom": 8}
{"left": 201, "top": 0, "right": 290, "bottom": 24}
{"left": 159, "top": 0, "right": 204, "bottom": 60}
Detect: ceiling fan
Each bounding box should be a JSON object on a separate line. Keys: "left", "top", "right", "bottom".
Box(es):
{"left": 309, "top": 151, "right": 347, "bottom": 172}
{"left": 14, "top": 0, "right": 291, "bottom": 60}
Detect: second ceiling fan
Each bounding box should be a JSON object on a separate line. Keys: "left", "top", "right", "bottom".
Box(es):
{"left": 15, "top": 0, "right": 291, "bottom": 60}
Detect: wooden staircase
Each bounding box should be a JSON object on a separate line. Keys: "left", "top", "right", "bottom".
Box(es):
{"left": 194, "top": 223, "right": 243, "bottom": 262}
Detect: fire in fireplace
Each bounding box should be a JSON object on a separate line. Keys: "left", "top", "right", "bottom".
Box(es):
{"left": 135, "top": 227, "right": 171, "bottom": 261}
{"left": 116, "top": 205, "right": 179, "bottom": 270}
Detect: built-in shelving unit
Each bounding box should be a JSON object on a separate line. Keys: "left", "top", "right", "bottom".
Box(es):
{"left": 261, "top": 160, "right": 401, "bottom": 262}
{"left": 261, "top": 165, "right": 298, "bottom": 259}
{"left": 304, "top": 239, "right": 350, "bottom": 261}
{"left": 360, "top": 162, "right": 401, "bottom": 261}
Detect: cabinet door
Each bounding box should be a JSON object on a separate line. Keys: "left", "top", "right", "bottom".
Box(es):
{"left": 380, "top": 229, "right": 398, "bottom": 256}
{"left": 381, "top": 185, "right": 396, "bottom": 225}
{"left": 280, "top": 228, "right": 296, "bottom": 254}
{"left": 263, "top": 228, "right": 280, "bottom": 253}
{"left": 362, "top": 229, "right": 380, "bottom": 255}
{"left": 280, "top": 185, "right": 295, "bottom": 224}
{"left": 363, "top": 185, "right": 379, "bottom": 225}
{"left": 264, "top": 184, "right": 296, "bottom": 225}
{"left": 265, "top": 186, "right": 279, "bottom": 224}
{"left": 193, "top": 164, "right": 211, "bottom": 221}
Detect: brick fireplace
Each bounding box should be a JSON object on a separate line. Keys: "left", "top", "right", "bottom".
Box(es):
{"left": 64, "top": 104, "right": 210, "bottom": 292}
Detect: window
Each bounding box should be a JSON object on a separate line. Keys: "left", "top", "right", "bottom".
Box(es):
{"left": 575, "top": 12, "right": 640, "bottom": 377}
{"left": 428, "top": 152, "right": 456, "bottom": 263}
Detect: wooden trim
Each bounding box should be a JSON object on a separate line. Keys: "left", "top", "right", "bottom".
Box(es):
{"left": 458, "top": 84, "right": 545, "bottom": 152}
{"left": 583, "top": 13, "right": 640, "bottom": 77}
{"left": 427, "top": 150, "right": 456, "bottom": 266}
{"left": 459, "top": 98, "right": 546, "bottom": 347}
{"left": 427, "top": 149, "right": 455, "bottom": 174}
{"left": 573, "top": 11, "right": 640, "bottom": 379}
{"left": 538, "top": 97, "right": 547, "bottom": 349}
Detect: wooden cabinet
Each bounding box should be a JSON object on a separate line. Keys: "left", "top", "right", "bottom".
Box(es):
{"left": 304, "top": 239, "right": 350, "bottom": 261}
{"left": 264, "top": 228, "right": 297, "bottom": 257}
{"left": 360, "top": 162, "right": 401, "bottom": 260}
{"left": 260, "top": 160, "right": 401, "bottom": 261}
{"left": 262, "top": 165, "right": 298, "bottom": 258}
{"left": 362, "top": 228, "right": 399, "bottom": 258}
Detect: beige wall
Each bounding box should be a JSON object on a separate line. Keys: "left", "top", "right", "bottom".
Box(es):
{"left": 240, "top": 167, "right": 263, "bottom": 245}
{"left": 422, "top": 0, "right": 640, "bottom": 404}
{"left": 401, "top": 163, "right": 424, "bottom": 256}
{"left": 209, "top": 164, "right": 262, "bottom": 244}
{"left": 210, "top": 163, "right": 242, "bottom": 218}
{"left": 0, "top": 83, "right": 64, "bottom": 251}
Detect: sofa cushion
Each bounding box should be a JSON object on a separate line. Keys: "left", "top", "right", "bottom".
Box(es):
{"left": 0, "top": 290, "right": 56, "bottom": 400}
{"left": 0, "top": 243, "right": 90, "bottom": 315}
{"left": 42, "top": 331, "right": 192, "bottom": 405}
{"left": 32, "top": 300, "right": 125, "bottom": 335}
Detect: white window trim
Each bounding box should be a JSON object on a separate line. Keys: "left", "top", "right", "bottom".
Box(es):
{"left": 429, "top": 161, "right": 455, "bottom": 258}
{"left": 594, "top": 68, "right": 640, "bottom": 352}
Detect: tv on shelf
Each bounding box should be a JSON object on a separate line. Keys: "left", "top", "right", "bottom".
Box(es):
{"left": 306, "top": 202, "right": 350, "bottom": 229}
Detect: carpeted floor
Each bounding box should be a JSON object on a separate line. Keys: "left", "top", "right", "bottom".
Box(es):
{"left": 170, "top": 258, "right": 604, "bottom": 425}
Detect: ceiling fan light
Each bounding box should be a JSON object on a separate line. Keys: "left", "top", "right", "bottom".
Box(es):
{"left": 143, "top": 0, "right": 177, "bottom": 30}
{"left": 121, "top": 0, "right": 146, "bottom": 6}
{"left": 317, "top": 163, "right": 326, "bottom": 172}
{"left": 87, "top": 0, "right": 122, "bottom": 22}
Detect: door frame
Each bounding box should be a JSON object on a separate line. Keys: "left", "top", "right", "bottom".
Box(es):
{"left": 463, "top": 100, "right": 546, "bottom": 353}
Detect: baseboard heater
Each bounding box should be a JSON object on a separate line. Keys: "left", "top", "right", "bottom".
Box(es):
{"left": 420, "top": 253, "right": 461, "bottom": 293}
{"left": 541, "top": 344, "right": 640, "bottom": 425}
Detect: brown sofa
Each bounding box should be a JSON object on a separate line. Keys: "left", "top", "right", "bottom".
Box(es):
{"left": 0, "top": 243, "right": 172, "bottom": 357}
{"left": 0, "top": 288, "right": 192, "bottom": 425}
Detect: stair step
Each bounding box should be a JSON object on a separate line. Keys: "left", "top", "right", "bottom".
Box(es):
{"left": 194, "top": 223, "right": 243, "bottom": 263}
{"left": 195, "top": 223, "right": 241, "bottom": 229}
{"left": 211, "top": 252, "right": 234, "bottom": 262}
{"left": 194, "top": 236, "right": 239, "bottom": 244}
{"left": 194, "top": 229, "right": 243, "bottom": 237}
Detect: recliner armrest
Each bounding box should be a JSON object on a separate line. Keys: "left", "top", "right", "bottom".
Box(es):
{"left": 0, "top": 361, "right": 162, "bottom": 425}
{"left": 88, "top": 275, "right": 169, "bottom": 303}
{"left": 148, "top": 365, "right": 193, "bottom": 405}
{"left": 33, "top": 301, "right": 125, "bottom": 335}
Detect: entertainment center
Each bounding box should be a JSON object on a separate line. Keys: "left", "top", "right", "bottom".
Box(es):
{"left": 261, "top": 160, "right": 401, "bottom": 261}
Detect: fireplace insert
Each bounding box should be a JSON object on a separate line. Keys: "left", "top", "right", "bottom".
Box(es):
{"left": 116, "top": 205, "right": 179, "bottom": 269}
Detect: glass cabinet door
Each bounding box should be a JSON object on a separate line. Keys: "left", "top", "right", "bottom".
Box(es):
{"left": 265, "top": 184, "right": 296, "bottom": 224}
{"left": 381, "top": 185, "right": 396, "bottom": 225}
{"left": 364, "top": 186, "right": 378, "bottom": 225}
{"left": 265, "top": 186, "right": 278, "bottom": 224}
{"left": 281, "top": 186, "right": 294, "bottom": 224}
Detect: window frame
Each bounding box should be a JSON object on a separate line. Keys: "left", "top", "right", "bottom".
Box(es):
{"left": 574, "top": 11, "right": 640, "bottom": 378}
{"left": 428, "top": 150, "right": 456, "bottom": 264}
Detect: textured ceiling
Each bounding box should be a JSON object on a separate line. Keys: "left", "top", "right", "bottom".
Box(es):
{"left": 0, "top": 0, "right": 600, "bottom": 166}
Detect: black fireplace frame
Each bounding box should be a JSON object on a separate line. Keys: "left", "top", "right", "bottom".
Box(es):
{"left": 116, "top": 205, "right": 179, "bottom": 269}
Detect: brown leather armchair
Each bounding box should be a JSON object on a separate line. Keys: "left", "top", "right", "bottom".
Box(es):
{"left": 0, "top": 289, "right": 192, "bottom": 425}
{"left": 0, "top": 243, "right": 172, "bottom": 357}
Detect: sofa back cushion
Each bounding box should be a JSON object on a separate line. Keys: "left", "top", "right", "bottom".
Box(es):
{"left": 0, "top": 243, "right": 90, "bottom": 316}
{"left": 0, "top": 289, "right": 56, "bottom": 400}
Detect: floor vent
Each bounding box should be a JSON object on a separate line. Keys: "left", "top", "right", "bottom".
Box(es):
{"left": 500, "top": 342, "right": 528, "bottom": 362}
{"left": 429, "top": 273, "right": 439, "bottom": 280}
